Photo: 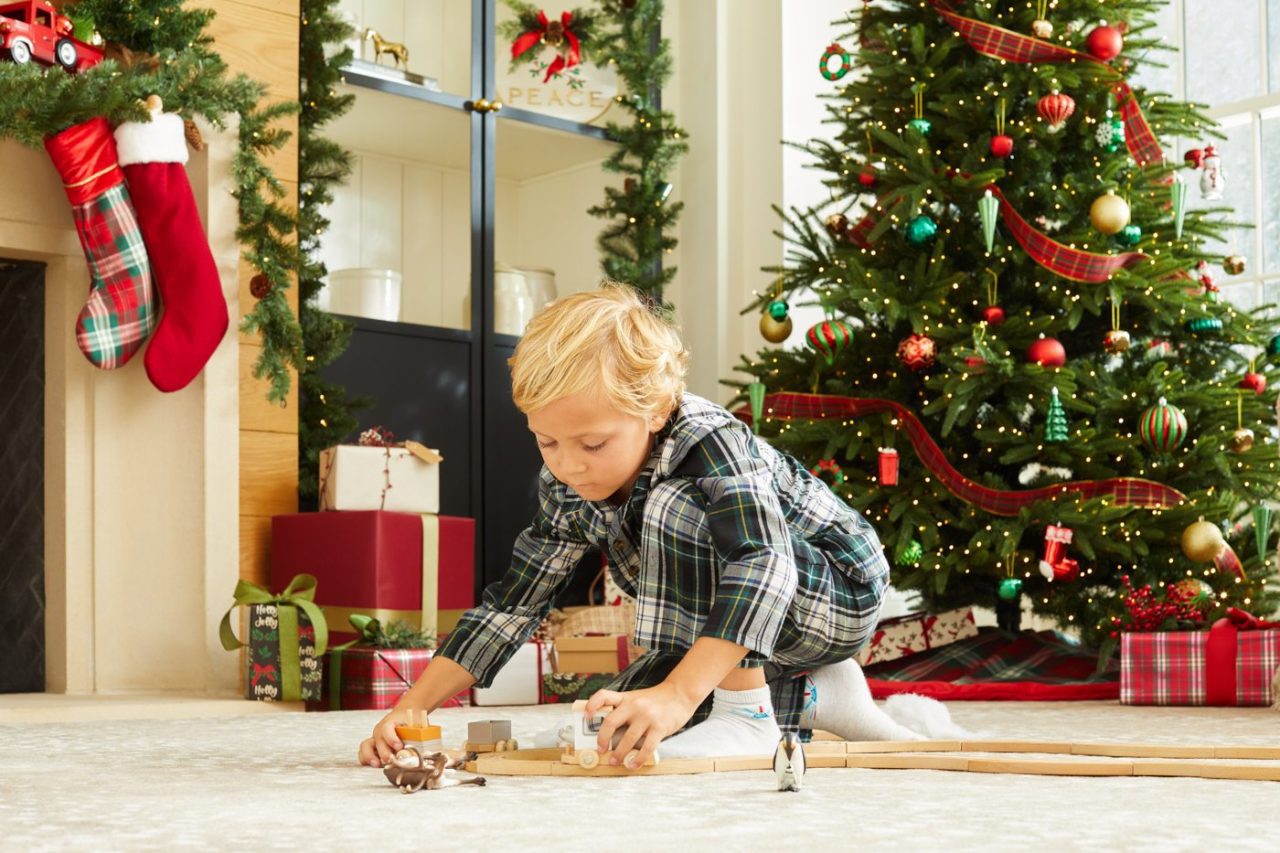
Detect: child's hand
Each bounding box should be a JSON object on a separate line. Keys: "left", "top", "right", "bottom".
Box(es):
{"left": 585, "top": 683, "right": 697, "bottom": 770}
{"left": 357, "top": 708, "right": 411, "bottom": 767}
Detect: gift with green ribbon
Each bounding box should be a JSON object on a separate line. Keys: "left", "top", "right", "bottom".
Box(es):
{"left": 220, "top": 574, "right": 330, "bottom": 702}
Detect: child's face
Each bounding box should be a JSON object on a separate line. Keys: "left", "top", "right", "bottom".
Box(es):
{"left": 527, "top": 391, "right": 667, "bottom": 503}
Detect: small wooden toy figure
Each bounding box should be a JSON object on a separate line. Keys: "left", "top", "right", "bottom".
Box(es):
{"left": 383, "top": 749, "right": 486, "bottom": 794}
{"left": 562, "top": 699, "right": 658, "bottom": 770}
{"left": 0, "top": 0, "right": 103, "bottom": 71}
{"left": 465, "top": 720, "right": 518, "bottom": 754}
{"left": 773, "top": 733, "right": 806, "bottom": 792}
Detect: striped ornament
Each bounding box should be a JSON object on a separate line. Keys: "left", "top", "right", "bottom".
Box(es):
{"left": 806, "top": 319, "right": 853, "bottom": 366}
{"left": 1139, "top": 397, "right": 1188, "bottom": 453}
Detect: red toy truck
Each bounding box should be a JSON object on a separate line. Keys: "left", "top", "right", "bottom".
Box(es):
{"left": 0, "top": 0, "right": 102, "bottom": 71}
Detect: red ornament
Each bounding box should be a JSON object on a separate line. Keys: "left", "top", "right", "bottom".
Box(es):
{"left": 1240, "top": 373, "right": 1267, "bottom": 395}
{"left": 250, "top": 273, "right": 273, "bottom": 300}
{"left": 981, "top": 305, "right": 1005, "bottom": 325}
{"left": 964, "top": 355, "right": 987, "bottom": 373}
{"left": 1036, "top": 91, "right": 1076, "bottom": 132}
{"left": 1027, "top": 335, "right": 1066, "bottom": 367}
{"left": 858, "top": 165, "right": 878, "bottom": 187}
{"left": 1039, "top": 523, "right": 1079, "bottom": 582}
{"left": 1085, "top": 23, "right": 1124, "bottom": 61}
{"left": 897, "top": 333, "right": 937, "bottom": 371}
{"left": 1184, "top": 148, "right": 1205, "bottom": 168}
{"left": 989, "top": 135, "right": 1014, "bottom": 158}
{"left": 878, "top": 448, "right": 899, "bottom": 486}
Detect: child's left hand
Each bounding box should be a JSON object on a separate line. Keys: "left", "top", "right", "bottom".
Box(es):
{"left": 585, "top": 683, "right": 697, "bottom": 769}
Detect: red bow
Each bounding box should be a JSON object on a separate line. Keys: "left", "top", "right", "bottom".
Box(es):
{"left": 251, "top": 663, "right": 278, "bottom": 685}
{"left": 511, "top": 10, "right": 582, "bottom": 82}
{"left": 1225, "top": 607, "right": 1280, "bottom": 631}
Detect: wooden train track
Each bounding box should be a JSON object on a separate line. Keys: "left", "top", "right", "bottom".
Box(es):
{"left": 468, "top": 739, "right": 1280, "bottom": 782}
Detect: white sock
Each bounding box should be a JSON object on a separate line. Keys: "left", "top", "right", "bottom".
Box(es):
{"left": 658, "top": 685, "right": 781, "bottom": 759}
{"left": 800, "top": 658, "right": 925, "bottom": 741}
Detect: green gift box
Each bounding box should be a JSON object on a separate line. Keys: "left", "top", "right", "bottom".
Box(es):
{"left": 220, "top": 574, "right": 329, "bottom": 702}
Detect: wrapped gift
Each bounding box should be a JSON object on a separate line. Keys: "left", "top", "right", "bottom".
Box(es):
{"left": 319, "top": 438, "right": 442, "bottom": 514}
{"left": 551, "top": 635, "right": 644, "bottom": 674}
{"left": 309, "top": 646, "right": 469, "bottom": 711}
{"left": 856, "top": 608, "right": 978, "bottom": 666}
{"left": 1121, "top": 612, "right": 1280, "bottom": 707}
{"left": 471, "top": 641, "right": 546, "bottom": 706}
{"left": 218, "top": 575, "right": 328, "bottom": 702}
{"left": 541, "top": 671, "right": 616, "bottom": 704}
{"left": 271, "top": 510, "right": 474, "bottom": 641}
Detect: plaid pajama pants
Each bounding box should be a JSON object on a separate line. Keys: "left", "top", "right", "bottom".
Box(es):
{"left": 604, "top": 477, "right": 887, "bottom": 734}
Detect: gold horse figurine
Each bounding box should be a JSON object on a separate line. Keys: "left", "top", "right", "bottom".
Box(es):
{"left": 363, "top": 28, "right": 409, "bottom": 69}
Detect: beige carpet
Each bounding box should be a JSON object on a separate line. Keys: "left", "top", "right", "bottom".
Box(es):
{"left": 1, "top": 701, "right": 1276, "bottom": 852}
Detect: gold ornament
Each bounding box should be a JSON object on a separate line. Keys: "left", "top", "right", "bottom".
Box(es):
{"left": 1090, "top": 191, "right": 1131, "bottom": 235}
{"left": 1031, "top": 19, "right": 1053, "bottom": 38}
{"left": 1181, "top": 518, "right": 1226, "bottom": 563}
{"left": 1103, "top": 329, "right": 1131, "bottom": 353}
{"left": 1230, "top": 427, "right": 1255, "bottom": 453}
{"left": 1223, "top": 255, "right": 1247, "bottom": 276}
{"left": 824, "top": 213, "right": 850, "bottom": 240}
{"left": 760, "top": 312, "right": 793, "bottom": 343}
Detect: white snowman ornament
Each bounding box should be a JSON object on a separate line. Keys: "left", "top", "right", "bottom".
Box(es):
{"left": 1199, "top": 145, "right": 1225, "bottom": 200}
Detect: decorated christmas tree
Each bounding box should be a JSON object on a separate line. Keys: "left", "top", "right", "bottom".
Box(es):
{"left": 737, "top": 0, "right": 1280, "bottom": 660}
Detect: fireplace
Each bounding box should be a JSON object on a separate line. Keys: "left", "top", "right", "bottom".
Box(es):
{"left": 0, "top": 122, "right": 242, "bottom": 696}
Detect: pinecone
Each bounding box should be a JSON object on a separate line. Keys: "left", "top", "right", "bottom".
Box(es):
{"left": 183, "top": 119, "right": 204, "bottom": 151}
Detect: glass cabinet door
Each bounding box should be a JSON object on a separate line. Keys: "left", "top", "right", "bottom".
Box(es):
{"left": 322, "top": 1, "right": 475, "bottom": 331}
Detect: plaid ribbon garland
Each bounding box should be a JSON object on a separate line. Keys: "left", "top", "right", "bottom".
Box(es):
{"left": 740, "top": 392, "right": 1186, "bottom": 516}
{"left": 987, "top": 185, "right": 1147, "bottom": 283}
{"left": 928, "top": 1, "right": 1165, "bottom": 167}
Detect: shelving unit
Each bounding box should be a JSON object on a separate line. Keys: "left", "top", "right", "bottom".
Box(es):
{"left": 319, "top": 0, "right": 633, "bottom": 591}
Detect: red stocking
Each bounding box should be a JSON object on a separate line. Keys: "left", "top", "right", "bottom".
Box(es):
{"left": 114, "top": 106, "right": 229, "bottom": 393}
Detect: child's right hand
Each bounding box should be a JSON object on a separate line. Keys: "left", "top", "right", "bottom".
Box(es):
{"left": 358, "top": 708, "right": 411, "bottom": 767}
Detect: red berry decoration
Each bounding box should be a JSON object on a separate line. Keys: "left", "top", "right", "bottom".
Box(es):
{"left": 1240, "top": 372, "right": 1267, "bottom": 395}
{"left": 1036, "top": 91, "right": 1075, "bottom": 132}
{"left": 981, "top": 305, "right": 1005, "bottom": 326}
{"left": 1027, "top": 335, "right": 1066, "bottom": 367}
{"left": 1085, "top": 23, "right": 1124, "bottom": 61}
{"left": 989, "top": 135, "right": 1014, "bottom": 158}
{"left": 897, "top": 333, "right": 937, "bottom": 371}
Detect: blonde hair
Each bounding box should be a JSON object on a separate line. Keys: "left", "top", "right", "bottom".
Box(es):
{"left": 509, "top": 283, "right": 689, "bottom": 418}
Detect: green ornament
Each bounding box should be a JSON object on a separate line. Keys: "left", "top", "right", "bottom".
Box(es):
{"left": 905, "top": 214, "right": 938, "bottom": 247}
{"left": 1043, "top": 387, "right": 1069, "bottom": 443}
{"left": 805, "top": 315, "right": 854, "bottom": 367}
{"left": 71, "top": 14, "right": 96, "bottom": 43}
{"left": 1138, "top": 397, "right": 1188, "bottom": 453}
{"left": 1254, "top": 505, "right": 1272, "bottom": 561}
{"left": 1172, "top": 173, "right": 1189, "bottom": 240}
{"left": 997, "top": 576, "right": 1023, "bottom": 601}
{"left": 1186, "top": 317, "right": 1223, "bottom": 333}
{"left": 897, "top": 540, "right": 924, "bottom": 566}
{"left": 978, "top": 190, "right": 999, "bottom": 253}
{"left": 748, "top": 382, "right": 765, "bottom": 435}
{"left": 1267, "top": 334, "right": 1280, "bottom": 359}
{"left": 907, "top": 117, "right": 932, "bottom": 136}
{"left": 1115, "top": 224, "right": 1142, "bottom": 248}
{"left": 768, "top": 299, "right": 789, "bottom": 321}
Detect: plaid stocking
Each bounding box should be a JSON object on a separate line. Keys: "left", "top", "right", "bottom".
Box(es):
{"left": 43, "top": 117, "right": 157, "bottom": 369}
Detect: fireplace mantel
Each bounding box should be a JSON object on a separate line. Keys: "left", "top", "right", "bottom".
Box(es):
{"left": 0, "top": 120, "right": 241, "bottom": 695}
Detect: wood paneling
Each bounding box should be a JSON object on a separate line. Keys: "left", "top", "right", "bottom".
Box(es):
{"left": 239, "top": 343, "right": 298, "bottom": 433}
{"left": 240, "top": 514, "right": 274, "bottom": 587}
{"left": 240, "top": 429, "right": 298, "bottom": 517}
{"left": 205, "top": 0, "right": 300, "bottom": 103}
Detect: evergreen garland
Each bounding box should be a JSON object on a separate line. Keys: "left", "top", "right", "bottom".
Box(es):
{"left": 0, "top": 0, "right": 302, "bottom": 402}
{"left": 297, "top": 0, "right": 366, "bottom": 503}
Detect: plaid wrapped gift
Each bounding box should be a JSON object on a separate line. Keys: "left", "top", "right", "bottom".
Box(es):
{"left": 541, "top": 672, "right": 616, "bottom": 704}
{"left": 857, "top": 608, "right": 978, "bottom": 666}
{"left": 308, "top": 646, "right": 468, "bottom": 712}
{"left": 1121, "top": 616, "right": 1280, "bottom": 707}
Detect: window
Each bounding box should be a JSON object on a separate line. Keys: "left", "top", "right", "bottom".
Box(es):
{"left": 1147, "top": 1, "right": 1280, "bottom": 315}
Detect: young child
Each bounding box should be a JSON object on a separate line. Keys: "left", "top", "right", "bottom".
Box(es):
{"left": 358, "top": 284, "right": 899, "bottom": 771}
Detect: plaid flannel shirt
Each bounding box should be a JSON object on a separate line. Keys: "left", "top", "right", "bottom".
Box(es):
{"left": 438, "top": 393, "right": 889, "bottom": 695}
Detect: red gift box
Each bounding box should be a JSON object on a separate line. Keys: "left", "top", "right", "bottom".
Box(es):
{"left": 271, "top": 510, "right": 474, "bottom": 642}
{"left": 307, "top": 647, "right": 469, "bottom": 712}
{"left": 1121, "top": 616, "right": 1280, "bottom": 706}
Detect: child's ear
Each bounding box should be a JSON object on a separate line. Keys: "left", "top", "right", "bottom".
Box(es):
{"left": 648, "top": 410, "right": 669, "bottom": 433}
